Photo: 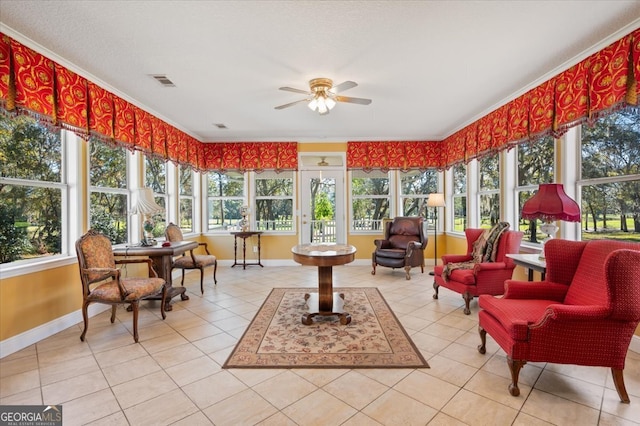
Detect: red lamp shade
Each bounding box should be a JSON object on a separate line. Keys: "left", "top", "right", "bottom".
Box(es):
{"left": 521, "top": 183, "right": 581, "bottom": 222}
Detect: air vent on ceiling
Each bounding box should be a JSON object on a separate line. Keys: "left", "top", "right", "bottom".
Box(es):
{"left": 213, "top": 123, "right": 228, "bottom": 129}
{"left": 151, "top": 74, "right": 175, "bottom": 87}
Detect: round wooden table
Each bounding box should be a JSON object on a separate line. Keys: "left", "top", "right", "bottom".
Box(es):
{"left": 291, "top": 243, "right": 357, "bottom": 325}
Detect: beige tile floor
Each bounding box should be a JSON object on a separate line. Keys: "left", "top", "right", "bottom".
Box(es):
{"left": 1, "top": 264, "right": 639, "bottom": 425}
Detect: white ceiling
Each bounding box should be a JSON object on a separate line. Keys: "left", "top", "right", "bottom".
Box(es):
{"left": 1, "top": 1, "right": 639, "bottom": 143}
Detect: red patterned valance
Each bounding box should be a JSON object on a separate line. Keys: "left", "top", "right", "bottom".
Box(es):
{"left": 11, "top": 39, "right": 54, "bottom": 122}
{"left": 347, "top": 141, "right": 441, "bottom": 171}
{"left": 54, "top": 64, "right": 88, "bottom": 134}
{"left": 1, "top": 28, "right": 637, "bottom": 172}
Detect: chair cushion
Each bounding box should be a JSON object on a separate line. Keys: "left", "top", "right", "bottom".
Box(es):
{"left": 88, "top": 278, "right": 164, "bottom": 302}
{"left": 374, "top": 248, "right": 407, "bottom": 260}
{"left": 174, "top": 254, "right": 216, "bottom": 268}
{"left": 479, "top": 296, "right": 553, "bottom": 340}
{"left": 445, "top": 268, "right": 477, "bottom": 286}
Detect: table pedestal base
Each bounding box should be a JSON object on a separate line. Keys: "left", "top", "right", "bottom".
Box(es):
{"left": 302, "top": 292, "right": 352, "bottom": 325}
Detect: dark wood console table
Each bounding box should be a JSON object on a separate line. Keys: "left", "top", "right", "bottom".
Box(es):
{"left": 230, "top": 231, "right": 263, "bottom": 269}
{"left": 291, "top": 243, "right": 357, "bottom": 325}
{"left": 112, "top": 240, "right": 198, "bottom": 311}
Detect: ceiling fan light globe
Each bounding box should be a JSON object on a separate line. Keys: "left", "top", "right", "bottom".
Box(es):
{"left": 325, "top": 97, "right": 336, "bottom": 110}
{"left": 317, "top": 100, "right": 328, "bottom": 114}
{"left": 308, "top": 98, "right": 318, "bottom": 111}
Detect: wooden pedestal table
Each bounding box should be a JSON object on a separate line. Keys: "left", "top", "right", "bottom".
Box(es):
{"left": 112, "top": 240, "right": 198, "bottom": 311}
{"left": 291, "top": 243, "right": 357, "bottom": 325}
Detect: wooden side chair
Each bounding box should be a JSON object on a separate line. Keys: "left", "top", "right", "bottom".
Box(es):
{"left": 75, "top": 229, "right": 166, "bottom": 343}
{"left": 165, "top": 223, "right": 217, "bottom": 294}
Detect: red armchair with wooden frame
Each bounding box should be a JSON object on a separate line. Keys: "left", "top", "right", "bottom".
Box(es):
{"left": 75, "top": 229, "right": 167, "bottom": 343}
{"left": 165, "top": 223, "right": 217, "bottom": 294}
{"left": 433, "top": 227, "right": 524, "bottom": 314}
{"left": 372, "top": 216, "right": 426, "bottom": 280}
{"left": 477, "top": 239, "right": 640, "bottom": 403}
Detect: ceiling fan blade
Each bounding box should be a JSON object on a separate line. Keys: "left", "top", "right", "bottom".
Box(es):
{"left": 279, "top": 86, "right": 311, "bottom": 95}
{"left": 274, "top": 99, "right": 310, "bottom": 110}
{"left": 335, "top": 95, "right": 372, "bottom": 105}
{"left": 330, "top": 81, "right": 357, "bottom": 93}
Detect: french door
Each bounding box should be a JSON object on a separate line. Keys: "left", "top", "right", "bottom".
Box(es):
{"left": 300, "top": 170, "right": 346, "bottom": 244}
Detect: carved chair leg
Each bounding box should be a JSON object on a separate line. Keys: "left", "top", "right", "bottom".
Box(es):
{"left": 612, "top": 368, "right": 630, "bottom": 403}
{"left": 462, "top": 292, "right": 472, "bottom": 315}
{"left": 433, "top": 281, "right": 439, "bottom": 299}
{"left": 160, "top": 285, "right": 167, "bottom": 320}
{"left": 213, "top": 261, "right": 218, "bottom": 285}
{"left": 181, "top": 270, "right": 185, "bottom": 286}
{"left": 371, "top": 260, "right": 376, "bottom": 275}
{"left": 131, "top": 301, "right": 140, "bottom": 343}
{"left": 110, "top": 305, "right": 117, "bottom": 323}
{"left": 477, "top": 325, "right": 487, "bottom": 354}
{"left": 404, "top": 265, "right": 412, "bottom": 280}
{"left": 200, "top": 268, "right": 205, "bottom": 295}
{"left": 80, "top": 300, "right": 90, "bottom": 342}
{"left": 507, "top": 357, "right": 526, "bottom": 397}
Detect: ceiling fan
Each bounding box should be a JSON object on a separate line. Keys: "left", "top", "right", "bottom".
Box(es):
{"left": 275, "top": 78, "right": 372, "bottom": 115}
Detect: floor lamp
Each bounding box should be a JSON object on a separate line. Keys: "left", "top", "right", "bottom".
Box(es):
{"left": 427, "top": 193, "right": 446, "bottom": 276}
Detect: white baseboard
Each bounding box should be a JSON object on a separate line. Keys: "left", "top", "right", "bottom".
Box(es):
{"left": 0, "top": 303, "right": 110, "bottom": 359}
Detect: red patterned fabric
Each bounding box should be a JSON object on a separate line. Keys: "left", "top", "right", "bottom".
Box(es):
{"left": 490, "top": 105, "right": 508, "bottom": 149}
{"left": 528, "top": 78, "right": 555, "bottom": 138}
{"left": 386, "top": 141, "right": 405, "bottom": 169}
{"left": 277, "top": 142, "right": 297, "bottom": 170}
{"left": 404, "top": 142, "right": 426, "bottom": 169}
{"left": 88, "top": 82, "right": 114, "bottom": 139}
{"left": 0, "top": 34, "right": 10, "bottom": 109}
{"left": 176, "top": 131, "right": 188, "bottom": 165}
{"left": 241, "top": 143, "right": 260, "bottom": 171}
{"left": 54, "top": 64, "right": 88, "bottom": 133}
{"left": 11, "top": 39, "right": 55, "bottom": 120}
{"left": 113, "top": 95, "right": 135, "bottom": 144}
{"left": 165, "top": 126, "right": 179, "bottom": 163}
{"left": 478, "top": 239, "right": 640, "bottom": 371}
{"left": 476, "top": 115, "right": 492, "bottom": 154}
{"left": 587, "top": 36, "right": 630, "bottom": 119}
{"left": 367, "top": 142, "right": 387, "bottom": 169}
{"left": 554, "top": 61, "right": 588, "bottom": 134}
{"left": 133, "top": 106, "right": 152, "bottom": 153}
{"left": 259, "top": 142, "right": 278, "bottom": 170}
{"left": 203, "top": 143, "right": 222, "bottom": 170}
{"left": 150, "top": 116, "right": 167, "bottom": 158}
{"left": 187, "top": 137, "right": 198, "bottom": 167}
{"left": 630, "top": 28, "right": 640, "bottom": 105}
{"left": 506, "top": 93, "right": 529, "bottom": 144}
{"left": 222, "top": 143, "right": 241, "bottom": 171}
{"left": 433, "top": 228, "right": 524, "bottom": 314}
{"left": 464, "top": 124, "right": 478, "bottom": 162}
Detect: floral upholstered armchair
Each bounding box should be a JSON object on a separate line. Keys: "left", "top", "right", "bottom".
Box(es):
{"left": 75, "top": 229, "right": 166, "bottom": 343}
{"left": 433, "top": 224, "right": 523, "bottom": 314}
{"left": 372, "top": 216, "right": 426, "bottom": 280}
{"left": 165, "top": 223, "right": 217, "bottom": 294}
{"left": 477, "top": 239, "right": 640, "bottom": 402}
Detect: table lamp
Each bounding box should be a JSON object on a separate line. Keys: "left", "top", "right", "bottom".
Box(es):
{"left": 427, "top": 193, "right": 446, "bottom": 275}
{"left": 521, "top": 183, "right": 580, "bottom": 259}
{"left": 130, "top": 188, "right": 164, "bottom": 246}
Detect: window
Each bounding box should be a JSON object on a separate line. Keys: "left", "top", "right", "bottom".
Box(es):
{"left": 516, "top": 136, "right": 555, "bottom": 243}
{"left": 207, "top": 171, "right": 245, "bottom": 231}
{"left": 579, "top": 109, "right": 640, "bottom": 241}
{"left": 178, "top": 165, "right": 194, "bottom": 233}
{"left": 0, "top": 114, "right": 65, "bottom": 264}
{"left": 254, "top": 171, "right": 294, "bottom": 232}
{"left": 351, "top": 170, "right": 390, "bottom": 232}
{"left": 399, "top": 170, "right": 437, "bottom": 220}
{"left": 452, "top": 163, "right": 467, "bottom": 232}
{"left": 89, "top": 140, "right": 129, "bottom": 244}
{"left": 478, "top": 153, "right": 500, "bottom": 229}
{"left": 145, "top": 156, "right": 168, "bottom": 238}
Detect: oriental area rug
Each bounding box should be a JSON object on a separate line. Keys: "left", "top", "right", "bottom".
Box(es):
{"left": 223, "top": 287, "right": 429, "bottom": 369}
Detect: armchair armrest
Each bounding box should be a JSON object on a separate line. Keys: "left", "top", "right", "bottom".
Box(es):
{"left": 532, "top": 304, "right": 610, "bottom": 328}
{"left": 442, "top": 254, "right": 472, "bottom": 265}
{"left": 83, "top": 267, "right": 128, "bottom": 297}
{"left": 503, "top": 280, "right": 568, "bottom": 301}
{"left": 473, "top": 262, "right": 509, "bottom": 273}
{"left": 374, "top": 239, "right": 392, "bottom": 249}
{"left": 115, "top": 258, "right": 159, "bottom": 278}
{"left": 405, "top": 241, "right": 423, "bottom": 257}
{"left": 198, "top": 242, "right": 211, "bottom": 255}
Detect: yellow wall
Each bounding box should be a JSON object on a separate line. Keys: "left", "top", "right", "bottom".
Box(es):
{"left": 0, "top": 264, "right": 82, "bottom": 341}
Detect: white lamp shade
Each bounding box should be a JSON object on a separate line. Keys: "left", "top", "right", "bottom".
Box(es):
{"left": 427, "top": 193, "right": 446, "bottom": 207}
{"left": 130, "top": 188, "right": 163, "bottom": 215}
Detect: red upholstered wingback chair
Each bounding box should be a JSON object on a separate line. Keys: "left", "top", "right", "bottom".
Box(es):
{"left": 477, "top": 239, "right": 640, "bottom": 403}
{"left": 372, "top": 217, "right": 426, "bottom": 280}
{"left": 432, "top": 228, "right": 523, "bottom": 314}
